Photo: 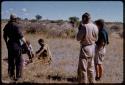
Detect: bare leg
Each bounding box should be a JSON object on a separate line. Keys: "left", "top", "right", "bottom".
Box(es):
{"left": 95, "top": 64, "right": 99, "bottom": 77}
{"left": 98, "top": 64, "right": 103, "bottom": 78}
{"left": 95, "top": 64, "right": 100, "bottom": 81}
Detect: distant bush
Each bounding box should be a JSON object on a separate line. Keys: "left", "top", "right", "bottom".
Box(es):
{"left": 65, "top": 29, "right": 76, "bottom": 38}
{"left": 50, "top": 20, "right": 64, "bottom": 24}
{"left": 17, "top": 20, "right": 123, "bottom": 39}
{"left": 26, "top": 27, "right": 37, "bottom": 34}
{"left": 118, "top": 32, "right": 123, "bottom": 38}
{"left": 69, "top": 16, "right": 79, "bottom": 28}
{"left": 57, "top": 20, "right": 64, "bottom": 25}
{"left": 30, "top": 19, "right": 37, "bottom": 23}
{"left": 110, "top": 25, "right": 121, "bottom": 33}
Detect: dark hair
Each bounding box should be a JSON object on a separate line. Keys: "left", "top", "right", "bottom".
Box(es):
{"left": 82, "top": 12, "right": 90, "bottom": 22}
{"left": 95, "top": 19, "right": 105, "bottom": 28}
{"left": 38, "top": 39, "right": 44, "bottom": 43}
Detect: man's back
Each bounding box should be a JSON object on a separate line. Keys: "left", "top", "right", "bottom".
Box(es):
{"left": 4, "top": 21, "right": 23, "bottom": 41}
{"left": 77, "top": 22, "right": 98, "bottom": 45}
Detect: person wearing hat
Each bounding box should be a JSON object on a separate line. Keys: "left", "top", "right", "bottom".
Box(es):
{"left": 3, "top": 14, "right": 27, "bottom": 81}
{"left": 77, "top": 12, "right": 98, "bottom": 83}
{"left": 94, "top": 19, "right": 109, "bottom": 81}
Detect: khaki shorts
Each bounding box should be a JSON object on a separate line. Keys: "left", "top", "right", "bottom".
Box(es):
{"left": 95, "top": 45, "right": 106, "bottom": 65}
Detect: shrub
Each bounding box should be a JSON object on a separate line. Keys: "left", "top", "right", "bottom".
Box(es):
{"left": 118, "top": 32, "right": 123, "bottom": 38}
{"left": 65, "top": 29, "right": 76, "bottom": 38}
{"left": 30, "top": 19, "right": 37, "bottom": 23}
{"left": 26, "top": 27, "right": 37, "bottom": 34}
{"left": 110, "top": 25, "right": 121, "bottom": 33}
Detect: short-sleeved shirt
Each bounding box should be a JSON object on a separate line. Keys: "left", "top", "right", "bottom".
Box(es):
{"left": 96, "top": 28, "right": 109, "bottom": 46}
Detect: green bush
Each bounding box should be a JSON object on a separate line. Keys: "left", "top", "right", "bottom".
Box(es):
{"left": 26, "top": 27, "right": 37, "bottom": 34}
{"left": 65, "top": 29, "right": 76, "bottom": 38}
{"left": 30, "top": 19, "right": 37, "bottom": 23}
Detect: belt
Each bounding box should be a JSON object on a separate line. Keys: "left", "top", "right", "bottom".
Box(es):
{"left": 81, "top": 43, "right": 94, "bottom": 47}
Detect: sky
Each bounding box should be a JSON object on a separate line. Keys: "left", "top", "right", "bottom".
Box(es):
{"left": 1, "top": 1, "right": 123, "bottom": 22}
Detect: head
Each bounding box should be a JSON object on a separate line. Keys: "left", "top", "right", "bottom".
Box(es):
{"left": 10, "top": 14, "right": 17, "bottom": 22}
{"left": 82, "top": 12, "right": 91, "bottom": 24}
{"left": 95, "top": 19, "right": 105, "bottom": 29}
{"left": 38, "top": 39, "right": 44, "bottom": 45}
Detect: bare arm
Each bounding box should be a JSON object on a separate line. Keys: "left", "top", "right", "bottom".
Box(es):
{"left": 76, "top": 24, "right": 86, "bottom": 41}
{"left": 36, "top": 47, "right": 44, "bottom": 54}
{"left": 48, "top": 46, "right": 52, "bottom": 61}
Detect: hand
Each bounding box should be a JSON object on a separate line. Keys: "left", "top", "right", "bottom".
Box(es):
{"left": 29, "top": 59, "right": 33, "bottom": 63}
{"left": 107, "top": 42, "right": 109, "bottom": 45}
{"left": 32, "top": 54, "right": 35, "bottom": 58}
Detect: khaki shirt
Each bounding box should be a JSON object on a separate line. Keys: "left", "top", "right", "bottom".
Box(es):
{"left": 77, "top": 22, "right": 98, "bottom": 45}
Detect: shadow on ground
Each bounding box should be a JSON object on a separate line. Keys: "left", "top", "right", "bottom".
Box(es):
{"left": 47, "top": 75, "right": 77, "bottom": 82}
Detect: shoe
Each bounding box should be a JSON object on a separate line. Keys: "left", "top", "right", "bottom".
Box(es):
{"left": 95, "top": 76, "right": 100, "bottom": 81}
{"left": 10, "top": 75, "right": 16, "bottom": 81}
{"left": 15, "top": 76, "right": 22, "bottom": 81}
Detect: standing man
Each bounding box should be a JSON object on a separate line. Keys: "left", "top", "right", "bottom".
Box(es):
{"left": 77, "top": 12, "right": 98, "bottom": 83}
{"left": 3, "top": 14, "right": 27, "bottom": 81}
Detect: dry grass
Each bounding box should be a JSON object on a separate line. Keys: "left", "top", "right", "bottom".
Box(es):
{"left": 1, "top": 23, "right": 123, "bottom": 83}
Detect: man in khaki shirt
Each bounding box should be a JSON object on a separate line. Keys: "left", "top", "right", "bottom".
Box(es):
{"left": 77, "top": 13, "right": 98, "bottom": 83}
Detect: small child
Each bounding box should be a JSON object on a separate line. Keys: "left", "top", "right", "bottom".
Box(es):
{"left": 35, "top": 38, "right": 52, "bottom": 63}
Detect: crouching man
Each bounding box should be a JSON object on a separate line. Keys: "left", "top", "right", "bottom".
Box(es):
{"left": 35, "top": 38, "right": 52, "bottom": 64}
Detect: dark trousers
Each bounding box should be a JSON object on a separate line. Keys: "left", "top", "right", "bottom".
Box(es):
{"left": 7, "top": 41, "right": 23, "bottom": 79}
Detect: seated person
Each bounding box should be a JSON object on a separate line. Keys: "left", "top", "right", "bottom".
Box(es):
{"left": 35, "top": 38, "right": 52, "bottom": 63}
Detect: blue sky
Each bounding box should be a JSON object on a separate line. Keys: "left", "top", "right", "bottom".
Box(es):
{"left": 1, "top": 1, "right": 123, "bottom": 22}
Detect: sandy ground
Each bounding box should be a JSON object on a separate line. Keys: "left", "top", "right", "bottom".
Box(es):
{"left": 1, "top": 32, "right": 123, "bottom": 84}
